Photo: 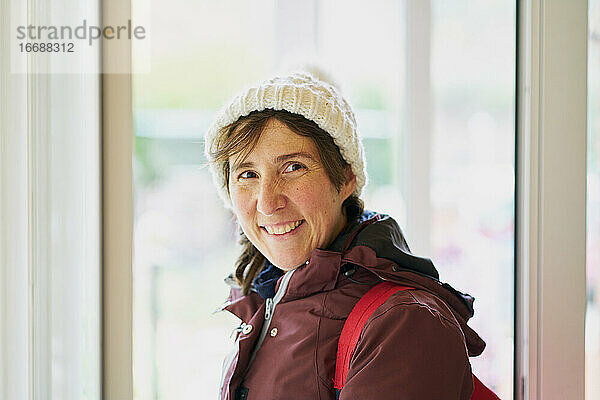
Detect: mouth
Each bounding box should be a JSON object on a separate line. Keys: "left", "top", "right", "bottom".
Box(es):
{"left": 261, "top": 220, "right": 305, "bottom": 236}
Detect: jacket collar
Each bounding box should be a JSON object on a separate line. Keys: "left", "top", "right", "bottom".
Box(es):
{"left": 228, "top": 209, "right": 442, "bottom": 303}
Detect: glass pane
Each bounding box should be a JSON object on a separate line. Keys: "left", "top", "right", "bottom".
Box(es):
{"left": 132, "top": 1, "right": 515, "bottom": 398}
{"left": 587, "top": 1, "right": 600, "bottom": 399}
{"left": 431, "top": 2, "right": 515, "bottom": 397}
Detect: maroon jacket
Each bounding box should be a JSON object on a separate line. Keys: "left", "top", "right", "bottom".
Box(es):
{"left": 217, "top": 211, "right": 486, "bottom": 400}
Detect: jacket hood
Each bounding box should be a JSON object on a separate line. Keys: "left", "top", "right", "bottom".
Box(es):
{"left": 328, "top": 210, "right": 440, "bottom": 279}
{"left": 326, "top": 210, "right": 486, "bottom": 356}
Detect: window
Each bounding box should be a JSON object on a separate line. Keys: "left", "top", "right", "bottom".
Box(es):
{"left": 0, "top": 1, "right": 588, "bottom": 399}
{"left": 132, "top": 1, "right": 515, "bottom": 398}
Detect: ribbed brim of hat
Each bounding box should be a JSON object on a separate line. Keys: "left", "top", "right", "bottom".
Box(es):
{"left": 204, "top": 71, "right": 368, "bottom": 208}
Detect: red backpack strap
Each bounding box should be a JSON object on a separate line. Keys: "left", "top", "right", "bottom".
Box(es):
{"left": 333, "top": 281, "right": 501, "bottom": 400}
{"left": 472, "top": 375, "right": 501, "bottom": 400}
{"left": 333, "top": 281, "right": 413, "bottom": 389}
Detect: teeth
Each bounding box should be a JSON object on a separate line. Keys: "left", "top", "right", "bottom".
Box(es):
{"left": 264, "top": 220, "right": 302, "bottom": 235}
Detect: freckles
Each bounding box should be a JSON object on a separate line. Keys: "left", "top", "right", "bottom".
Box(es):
{"left": 231, "top": 188, "right": 254, "bottom": 211}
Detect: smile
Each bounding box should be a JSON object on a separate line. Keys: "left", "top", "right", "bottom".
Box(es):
{"left": 262, "top": 220, "right": 304, "bottom": 235}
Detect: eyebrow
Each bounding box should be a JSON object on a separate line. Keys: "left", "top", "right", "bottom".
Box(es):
{"left": 231, "top": 152, "right": 315, "bottom": 172}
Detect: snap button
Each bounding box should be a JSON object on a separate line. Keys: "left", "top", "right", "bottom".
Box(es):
{"left": 270, "top": 328, "right": 278, "bottom": 337}
{"left": 242, "top": 324, "right": 253, "bottom": 334}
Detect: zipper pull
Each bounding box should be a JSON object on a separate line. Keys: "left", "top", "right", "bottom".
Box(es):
{"left": 264, "top": 298, "right": 273, "bottom": 320}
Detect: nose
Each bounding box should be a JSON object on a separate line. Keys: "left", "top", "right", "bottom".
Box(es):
{"left": 256, "top": 177, "right": 286, "bottom": 216}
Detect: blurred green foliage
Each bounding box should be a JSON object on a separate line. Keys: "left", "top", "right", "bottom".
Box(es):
{"left": 135, "top": 137, "right": 205, "bottom": 187}
{"left": 363, "top": 138, "right": 393, "bottom": 187}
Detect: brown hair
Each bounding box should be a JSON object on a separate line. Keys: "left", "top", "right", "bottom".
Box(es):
{"left": 209, "top": 109, "right": 364, "bottom": 294}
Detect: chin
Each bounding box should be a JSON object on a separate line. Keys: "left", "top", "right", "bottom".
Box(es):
{"left": 269, "top": 254, "right": 308, "bottom": 271}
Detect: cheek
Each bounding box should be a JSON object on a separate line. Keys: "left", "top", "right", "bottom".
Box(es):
{"left": 292, "top": 181, "right": 338, "bottom": 215}
{"left": 230, "top": 187, "right": 255, "bottom": 219}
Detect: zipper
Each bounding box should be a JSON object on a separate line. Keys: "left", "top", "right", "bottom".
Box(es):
{"left": 246, "top": 269, "right": 295, "bottom": 369}
{"left": 220, "top": 269, "right": 295, "bottom": 398}
{"left": 264, "top": 298, "right": 273, "bottom": 320}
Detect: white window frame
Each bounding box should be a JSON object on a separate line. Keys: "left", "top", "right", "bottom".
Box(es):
{"left": 516, "top": 0, "right": 587, "bottom": 399}
{"left": 101, "top": 0, "right": 134, "bottom": 399}
{"left": 1, "top": 0, "right": 102, "bottom": 399}
{"left": 0, "top": 2, "right": 30, "bottom": 399}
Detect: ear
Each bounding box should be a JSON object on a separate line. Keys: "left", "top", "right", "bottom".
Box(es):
{"left": 340, "top": 165, "right": 357, "bottom": 200}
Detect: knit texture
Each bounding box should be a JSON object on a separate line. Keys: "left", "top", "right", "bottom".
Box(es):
{"left": 204, "top": 71, "right": 368, "bottom": 208}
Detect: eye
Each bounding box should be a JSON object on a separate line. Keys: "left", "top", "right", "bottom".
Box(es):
{"left": 238, "top": 170, "right": 258, "bottom": 180}
{"left": 283, "top": 162, "right": 306, "bottom": 173}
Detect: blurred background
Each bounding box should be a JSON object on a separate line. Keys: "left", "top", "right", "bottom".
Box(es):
{"left": 128, "top": 1, "right": 598, "bottom": 399}
{"left": 131, "top": 1, "right": 515, "bottom": 398}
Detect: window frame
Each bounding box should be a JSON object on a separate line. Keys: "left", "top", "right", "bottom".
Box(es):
{"left": 101, "top": 1, "right": 134, "bottom": 400}
{"left": 1, "top": 0, "right": 103, "bottom": 398}
{"left": 515, "top": 0, "right": 587, "bottom": 399}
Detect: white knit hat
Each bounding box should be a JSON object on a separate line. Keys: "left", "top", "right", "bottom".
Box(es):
{"left": 204, "top": 71, "right": 368, "bottom": 208}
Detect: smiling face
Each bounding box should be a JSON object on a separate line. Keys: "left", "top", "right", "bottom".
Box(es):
{"left": 228, "top": 119, "right": 356, "bottom": 271}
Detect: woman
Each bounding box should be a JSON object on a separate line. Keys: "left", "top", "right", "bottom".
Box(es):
{"left": 206, "top": 72, "right": 486, "bottom": 400}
